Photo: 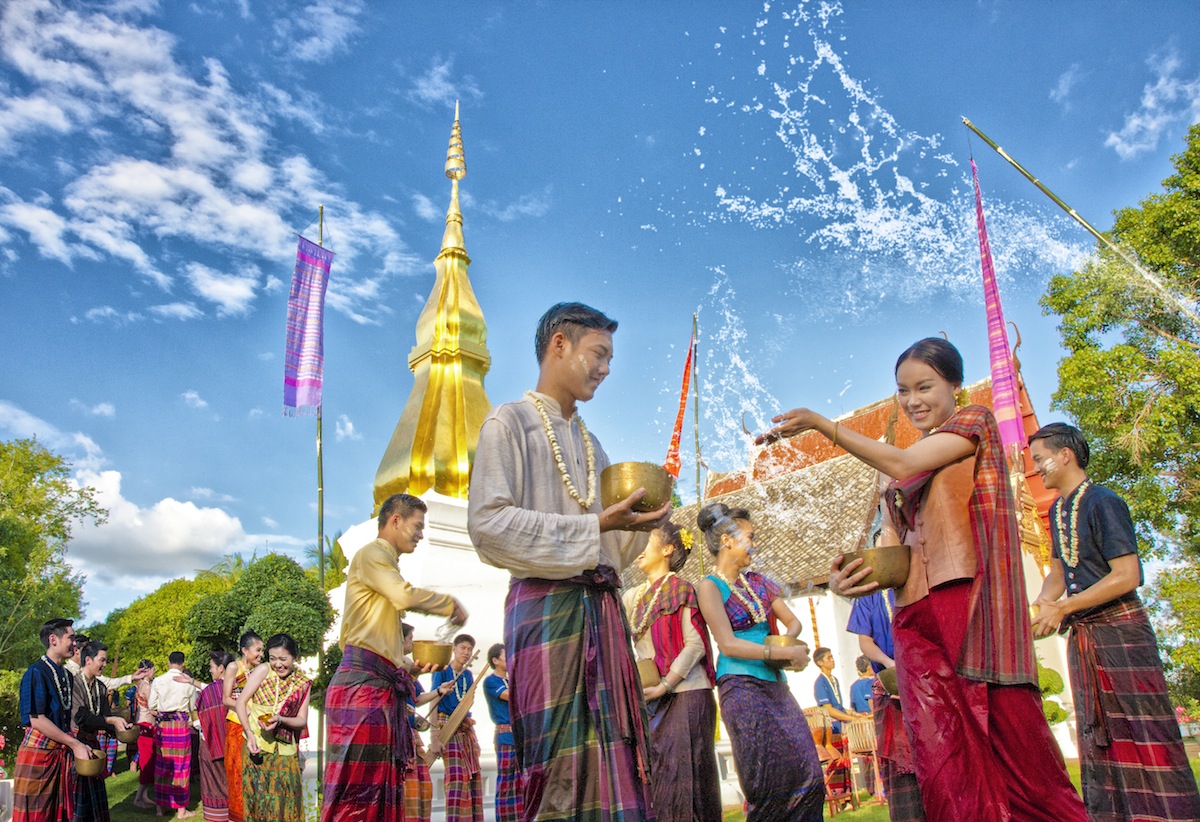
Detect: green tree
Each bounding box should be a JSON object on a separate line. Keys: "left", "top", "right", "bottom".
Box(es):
{"left": 105, "top": 575, "right": 232, "bottom": 674}
{"left": 0, "top": 438, "right": 102, "bottom": 668}
{"left": 186, "top": 553, "right": 334, "bottom": 673}
{"left": 1041, "top": 124, "right": 1200, "bottom": 559}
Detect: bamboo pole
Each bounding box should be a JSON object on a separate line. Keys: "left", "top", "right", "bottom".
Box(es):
{"left": 691, "top": 312, "right": 705, "bottom": 575}
{"left": 962, "top": 117, "right": 1200, "bottom": 330}
{"left": 316, "top": 204, "right": 326, "bottom": 787}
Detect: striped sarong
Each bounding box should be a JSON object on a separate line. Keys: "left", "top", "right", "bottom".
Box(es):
{"left": 494, "top": 741, "right": 523, "bottom": 822}
{"left": 320, "top": 644, "right": 413, "bottom": 822}
{"left": 645, "top": 689, "right": 721, "bottom": 822}
{"left": 154, "top": 711, "right": 192, "bottom": 810}
{"left": 439, "top": 718, "right": 483, "bottom": 822}
{"left": 243, "top": 748, "right": 302, "bottom": 822}
{"left": 225, "top": 722, "right": 245, "bottom": 822}
{"left": 718, "top": 675, "right": 825, "bottom": 821}
{"left": 97, "top": 732, "right": 118, "bottom": 775}
{"left": 14, "top": 729, "right": 74, "bottom": 822}
{"left": 1068, "top": 594, "right": 1200, "bottom": 821}
{"left": 505, "top": 567, "right": 653, "bottom": 821}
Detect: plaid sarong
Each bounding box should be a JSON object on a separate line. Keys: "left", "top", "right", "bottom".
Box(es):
{"left": 506, "top": 567, "right": 654, "bottom": 821}
{"left": 402, "top": 758, "right": 432, "bottom": 822}
{"left": 154, "top": 711, "right": 192, "bottom": 810}
{"left": 320, "top": 644, "right": 413, "bottom": 822}
{"left": 717, "top": 675, "right": 825, "bottom": 821}
{"left": 1068, "top": 594, "right": 1200, "bottom": 821}
{"left": 14, "top": 730, "right": 74, "bottom": 822}
{"left": 494, "top": 742, "right": 524, "bottom": 822}
{"left": 72, "top": 772, "right": 107, "bottom": 822}
{"left": 887, "top": 405, "right": 1037, "bottom": 686}
{"left": 440, "top": 719, "right": 483, "bottom": 822}
{"left": 871, "top": 677, "right": 925, "bottom": 821}
{"left": 97, "top": 733, "right": 118, "bottom": 775}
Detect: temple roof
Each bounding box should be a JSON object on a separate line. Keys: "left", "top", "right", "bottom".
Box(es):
{"left": 374, "top": 105, "right": 492, "bottom": 508}
{"left": 624, "top": 375, "right": 1055, "bottom": 592}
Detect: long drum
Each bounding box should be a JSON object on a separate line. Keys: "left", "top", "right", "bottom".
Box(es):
{"left": 846, "top": 717, "right": 876, "bottom": 755}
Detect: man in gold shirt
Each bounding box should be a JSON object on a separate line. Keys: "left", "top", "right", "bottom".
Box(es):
{"left": 321, "top": 493, "right": 467, "bottom": 822}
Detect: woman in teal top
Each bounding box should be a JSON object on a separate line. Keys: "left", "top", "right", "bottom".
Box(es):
{"left": 696, "top": 502, "right": 826, "bottom": 821}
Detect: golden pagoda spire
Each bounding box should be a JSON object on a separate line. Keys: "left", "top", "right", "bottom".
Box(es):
{"left": 373, "top": 103, "right": 492, "bottom": 506}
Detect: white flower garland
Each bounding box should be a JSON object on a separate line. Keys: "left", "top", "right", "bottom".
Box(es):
{"left": 714, "top": 570, "right": 768, "bottom": 624}
{"left": 526, "top": 391, "right": 596, "bottom": 510}
{"left": 630, "top": 572, "right": 676, "bottom": 638}
{"left": 1053, "top": 479, "right": 1091, "bottom": 568}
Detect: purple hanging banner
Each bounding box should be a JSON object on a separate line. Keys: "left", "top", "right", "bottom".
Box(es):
{"left": 971, "top": 159, "right": 1025, "bottom": 452}
{"left": 283, "top": 236, "right": 334, "bottom": 416}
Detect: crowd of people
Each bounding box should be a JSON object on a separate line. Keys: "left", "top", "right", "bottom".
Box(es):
{"left": 13, "top": 625, "right": 310, "bottom": 822}
{"left": 11, "top": 299, "right": 1200, "bottom": 822}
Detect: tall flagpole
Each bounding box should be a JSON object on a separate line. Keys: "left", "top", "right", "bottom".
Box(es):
{"left": 962, "top": 117, "right": 1200, "bottom": 331}
{"left": 315, "top": 204, "right": 326, "bottom": 787}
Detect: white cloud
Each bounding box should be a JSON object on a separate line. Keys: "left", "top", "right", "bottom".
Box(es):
{"left": 181, "top": 390, "right": 208, "bottom": 410}
{"left": 1105, "top": 50, "right": 1200, "bottom": 160}
{"left": 1050, "top": 63, "right": 1082, "bottom": 108}
{"left": 0, "top": 1, "right": 418, "bottom": 322}
{"left": 262, "top": 516, "right": 278, "bottom": 528}
{"left": 190, "top": 486, "right": 236, "bottom": 503}
{"left": 148, "top": 302, "right": 202, "bottom": 321}
{"left": 76, "top": 305, "right": 143, "bottom": 326}
{"left": 412, "top": 192, "right": 440, "bottom": 222}
{"left": 335, "top": 413, "right": 361, "bottom": 441}
{"left": 462, "top": 187, "right": 553, "bottom": 222}
{"left": 185, "top": 261, "right": 260, "bottom": 316}
{"left": 408, "top": 56, "right": 482, "bottom": 108}
{"left": 0, "top": 399, "right": 105, "bottom": 472}
{"left": 70, "top": 399, "right": 116, "bottom": 418}
{"left": 273, "top": 0, "right": 365, "bottom": 64}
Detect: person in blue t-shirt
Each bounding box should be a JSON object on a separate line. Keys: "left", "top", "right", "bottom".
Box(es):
{"left": 849, "top": 655, "right": 874, "bottom": 714}
{"left": 429, "top": 635, "right": 483, "bottom": 821}
{"left": 482, "top": 644, "right": 523, "bottom": 822}
{"left": 813, "top": 647, "right": 863, "bottom": 734}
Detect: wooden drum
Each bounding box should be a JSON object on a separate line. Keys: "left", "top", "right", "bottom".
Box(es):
{"left": 846, "top": 717, "right": 877, "bottom": 756}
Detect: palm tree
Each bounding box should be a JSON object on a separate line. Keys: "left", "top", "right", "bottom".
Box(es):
{"left": 197, "top": 552, "right": 252, "bottom": 584}
{"left": 304, "top": 531, "right": 348, "bottom": 591}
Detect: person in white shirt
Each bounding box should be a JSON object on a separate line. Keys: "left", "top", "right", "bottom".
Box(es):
{"left": 148, "top": 652, "right": 200, "bottom": 819}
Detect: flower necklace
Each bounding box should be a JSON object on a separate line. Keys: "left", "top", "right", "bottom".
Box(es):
{"left": 1053, "top": 479, "right": 1092, "bottom": 568}
{"left": 714, "top": 569, "right": 768, "bottom": 624}
{"left": 631, "top": 573, "right": 676, "bottom": 638}
{"left": 527, "top": 391, "right": 597, "bottom": 510}
{"left": 41, "top": 656, "right": 71, "bottom": 713}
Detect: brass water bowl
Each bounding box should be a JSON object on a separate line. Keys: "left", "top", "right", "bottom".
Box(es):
{"left": 411, "top": 640, "right": 452, "bottom": 669}
{"left": 74, "top": 749, "right": 105, "bottom": 777}
{"left": 878, "top": 666, "right": 900, "bottom": 697}
{"left": 837, "top": 544, "right": 911, "bottom": 596}
{"left": 763, "top": 635, "right": 804, "bottom": 669}
{"left": 636, "top": 659, "right": 661, "bottom": 687}
{"left": 115, "top": 726, "right": 140, "bottom": 744}
{"left": 600, "top": 462, "right": 674, "bottom": 512}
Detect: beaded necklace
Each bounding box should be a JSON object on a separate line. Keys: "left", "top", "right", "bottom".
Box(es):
{"left": 526, "top": 391, "right": 597, "bottom": 510}
{"left": 1053, "top": 479, "right": 1091, "bottom": 568}
{"left": 882, "top": 589, "right": 894, "bottom": 622}
{"left": 41, "top": 656, "right": 71, "bottom": 715}
{"left": 630, "top": 573, "right": 675, "bottom": 638}
{"left": 714, "top": 570, "right": 768, "bottom": 625}
{"left": 820, "top": 671, "right": 843, "bottom": 704}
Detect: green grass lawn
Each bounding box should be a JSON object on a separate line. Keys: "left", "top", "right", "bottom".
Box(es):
{"left": 103, "top": 756, "right": 200, "bottom": 822}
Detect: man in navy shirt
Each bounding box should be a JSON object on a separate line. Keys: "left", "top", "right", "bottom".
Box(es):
{"left": 1031, "top": 423, "right": 1200, "bottom": 821}
{"left": 430, "top": 635, "right": 483, "bottom": 821}
{"left": 15, "top": 618, "right": 95, "bottom": 822}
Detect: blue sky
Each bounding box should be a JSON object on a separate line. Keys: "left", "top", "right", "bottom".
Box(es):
{"left": 2, "top": 0, "right": 1198, "bottom": 622}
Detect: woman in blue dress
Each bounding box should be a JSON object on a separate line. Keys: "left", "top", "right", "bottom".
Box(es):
{"left": 695, "top": 502, "right": 826, "bottom": 821}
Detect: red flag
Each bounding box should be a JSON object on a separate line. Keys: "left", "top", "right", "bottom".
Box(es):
{"left": 663, "top": 333, "right": 695, "bottom": 479}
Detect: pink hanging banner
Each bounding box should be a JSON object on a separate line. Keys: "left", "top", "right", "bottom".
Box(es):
{"left": 283, "top": 236, "right": 334, "bottom": 416}
{"left": 971, "top": 159, "right": 1025, "bottom": 452}
{"left": 662, "top": 332, "right": 695, "bottom": 479}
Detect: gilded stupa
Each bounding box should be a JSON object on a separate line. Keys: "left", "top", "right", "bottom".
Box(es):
{"left": 373, "top": 103, "right": 492, "bottom": 507}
